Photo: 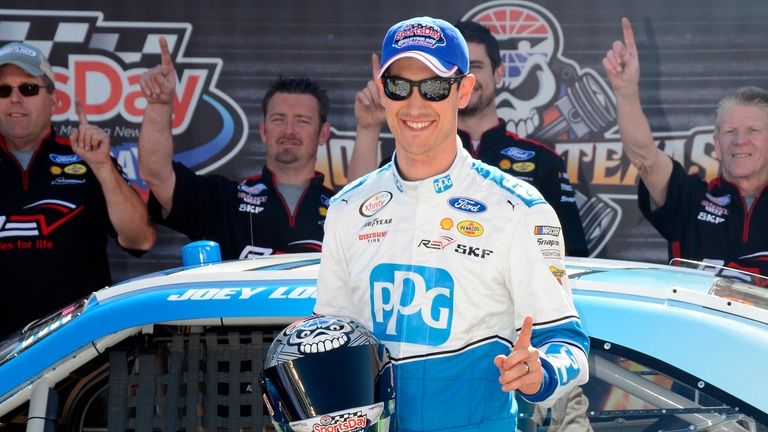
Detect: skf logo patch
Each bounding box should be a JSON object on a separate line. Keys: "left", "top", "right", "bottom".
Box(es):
{"left": 371, "top": 263, "right": 453, "bottom": 345}
{"left": 359, "top": 191, "right": 393, "bottom": 217}
{"left": 64, "top": 163, "right": 87, "bottom": 174}
{"left": 433, "top": 174, "right": 453, "bottom": 193}
{"left": 534, "top": 225, "right": 561, "bottom": 236}
{"left": 512, "top": 161, "right": 535, "bottom": 172}
{"left": 457, "top": 220, "right": 483, "bottom": 237}
{"left": 697, "top": 212, "right": 724, "bottom": 224}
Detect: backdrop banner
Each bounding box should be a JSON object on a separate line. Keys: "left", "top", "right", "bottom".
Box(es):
{"left": 3, "top": 1, "right": 767, "bottom": 281}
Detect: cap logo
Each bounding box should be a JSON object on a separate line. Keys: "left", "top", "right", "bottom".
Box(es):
{"left": 393, "top": 23, "right": 446, "bottom": 49}
{"left": 0, "top": 45, "right": 38, "bottom": 59}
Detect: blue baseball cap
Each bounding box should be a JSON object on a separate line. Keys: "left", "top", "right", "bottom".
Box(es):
{"left": 378, "top": 16, "right": 469, "bottom": 78}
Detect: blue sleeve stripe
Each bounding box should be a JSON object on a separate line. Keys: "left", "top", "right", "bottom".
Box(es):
{"left": 330, "top": 164, "right": 391, "bottom": 204}
{"left": 470, "top": 160, "right": 545, "bottom": 207}
{"left": 528, "top": 320, "right": 590, "bottom": 355}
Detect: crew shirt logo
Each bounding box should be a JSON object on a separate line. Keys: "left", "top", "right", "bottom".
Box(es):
{"left": 705, "top": 192, "right": 731, "bottom": 207}
{"left": 512, "top": 161, "right": 535, "bottom": 172}
{"left": 370, "top": 263, "right": 453, "bottom": 346}
{"left": 501, "top": 146, "right": 535, "bottom": 161}
{"left": 49, "top": 153, "right": 81, "bottom": 164}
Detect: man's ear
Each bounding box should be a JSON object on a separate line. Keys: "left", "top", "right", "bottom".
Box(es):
{"left": 318, "top": 121, "right": 331, "bottom": 145}
{"left": 457, "top": 74, "right": 476, "bottom": 109}
{"left": 494, "top": 64, "right": 504, "bottom": 87}
{"left": 258, "top": 120, "right": 267, "bottom": 143}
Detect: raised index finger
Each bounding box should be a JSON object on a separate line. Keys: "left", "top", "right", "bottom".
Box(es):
{"left": 621, "top": 17, "right": 637, "bottom": 53}
{"left": 513, "top": 315, "right": 533, "bottom": 352}
{"left": 370, "top": 52, "right": 380, "bottom": 80}
{"left": 159, "top": 36, "right": 173, "bottom": 76}
{"left": 75, "top": 99, "right": 88, "bottom": 126}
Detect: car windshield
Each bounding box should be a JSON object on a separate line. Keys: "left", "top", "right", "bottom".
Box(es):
{"left": 0, "top": 298, "right": 87, "bottom": 366}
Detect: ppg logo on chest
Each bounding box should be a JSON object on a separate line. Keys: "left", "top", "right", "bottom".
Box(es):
{"left": 370, "top": 263, "right": 454, "bottom": 346}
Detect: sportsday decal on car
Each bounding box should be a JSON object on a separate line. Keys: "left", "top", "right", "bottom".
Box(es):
{"left": 0, "top": 10, "right": 248, "bottom": 199}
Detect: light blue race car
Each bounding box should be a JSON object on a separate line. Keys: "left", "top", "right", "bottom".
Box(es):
{"left": 1, "top": 251, "right": 766, "bottom": 431}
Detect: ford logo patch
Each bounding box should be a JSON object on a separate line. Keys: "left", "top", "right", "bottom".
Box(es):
{"left": 447, "top": 197, "right": 487, "bottom": 213}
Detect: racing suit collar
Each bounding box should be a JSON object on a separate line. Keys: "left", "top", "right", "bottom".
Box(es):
{"left": 391, "top": 136, "right": 470, "bottom": 198}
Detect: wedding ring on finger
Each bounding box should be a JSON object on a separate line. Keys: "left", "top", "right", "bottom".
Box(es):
{"left": 522, "top": 361, "right": 530, "bottom": 374}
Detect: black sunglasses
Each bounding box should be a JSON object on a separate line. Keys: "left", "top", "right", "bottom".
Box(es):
{"left": 0, "top": 83, "right": 45, "bottom": 98}
{"left": 381, "top": 74, "right": 466, "bottom": 102}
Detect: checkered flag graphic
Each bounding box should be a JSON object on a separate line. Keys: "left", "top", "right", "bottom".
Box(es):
{"left": 0, "top": 10, "right": 190, "bottom": 66}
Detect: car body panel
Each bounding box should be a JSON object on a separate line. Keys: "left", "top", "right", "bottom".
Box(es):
{"left": 1, "top": 254, "right": 767, "bottom": 424}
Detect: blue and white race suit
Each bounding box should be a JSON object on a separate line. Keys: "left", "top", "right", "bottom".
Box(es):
{"left": 315, "top": 139, "right": 589, "bottom": 432}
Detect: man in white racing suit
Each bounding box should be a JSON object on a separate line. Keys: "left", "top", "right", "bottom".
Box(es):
{"left": 315, "top": 16, "right": 589, "bottom": 432}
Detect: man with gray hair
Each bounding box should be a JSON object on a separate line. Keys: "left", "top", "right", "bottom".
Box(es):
{"left": 0, "top": 41, "right": 156, "bottom": 336}
{"left": 603, "top": 18, "right": 768, "bottom": 278}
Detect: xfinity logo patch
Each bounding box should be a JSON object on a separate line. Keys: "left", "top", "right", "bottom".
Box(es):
{"left": 370, "top": 263, "right": 453, "bottom": 346}
{"left": 447, "top": 196, "right": 487, "bottom": 213}
{"left": 359, "top": 191, "right": 393, "bottom": 217}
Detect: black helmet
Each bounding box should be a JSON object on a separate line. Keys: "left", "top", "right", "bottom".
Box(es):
{"left": 259, "top": 315, "right": 395, "bottom": 432}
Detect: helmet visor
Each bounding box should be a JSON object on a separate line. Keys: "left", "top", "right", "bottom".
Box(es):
{"left": 260, "top": 344, "right": 393, "bottom": 423}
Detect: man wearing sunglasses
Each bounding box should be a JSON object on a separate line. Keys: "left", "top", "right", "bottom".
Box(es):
{"left": 348, "top": 21, "right": 589, "bottom": 258}
{"left": 139, "top": 38, "right": 334, "bottom": 260}
{"left": 315, "top": 17, "right": 589, "bottom": 431}
{"left": 0, "top": 42, "right": 156, "bottom": 336}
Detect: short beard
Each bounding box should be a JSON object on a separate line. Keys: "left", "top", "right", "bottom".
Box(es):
{"left": 459, "top": 89, "right": 494, "bottom": 118}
